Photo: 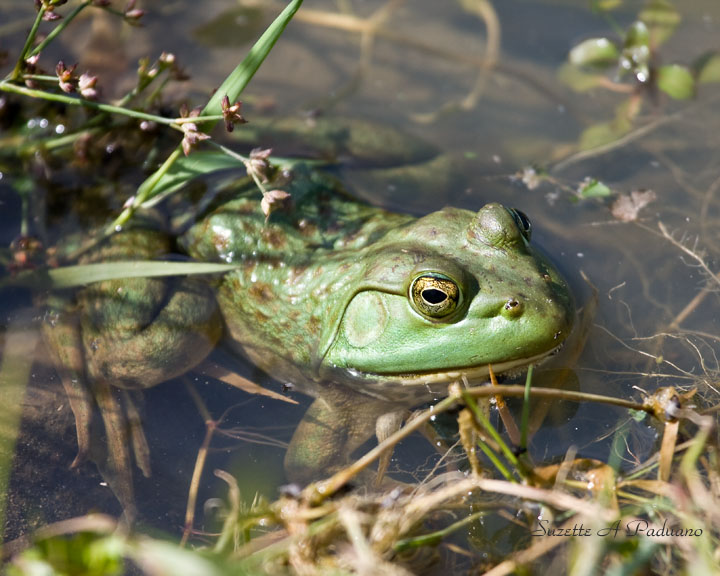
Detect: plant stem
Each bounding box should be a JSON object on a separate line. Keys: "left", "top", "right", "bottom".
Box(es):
{"left": 22, "top": 74, "right": 63, "bottom": 83}
{"left": 463, "top": 391, "right": 521, "bottom": 478}
{"left": 10, "top": 5, "right": 46, "bottom": 81}
{"left": 0, "top": 80, "right": 224, "bottom": 127}
{"left": 394, "top": 510, "right": 488, "bottom": 552}
{"left": 520, "top": 364, "right": 532, "bottom": 450}
{"left": 110, "top": 147, "right": 183, "bottom": 231}
{"left": 1, "top": 81, "right": 168, "bottom": 123}
{"left": 29, "top": 1, "right": 93, "bottom": 59}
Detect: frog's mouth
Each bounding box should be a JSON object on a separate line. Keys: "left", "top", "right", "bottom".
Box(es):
{"left": 377, "top": 346, "right": 561, "bottom": 386}
{"left": 324, "top": 342, "right": 564, "bottom": 402}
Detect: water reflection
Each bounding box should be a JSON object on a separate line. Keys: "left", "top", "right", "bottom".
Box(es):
{"left": 1, "top": 0, "right": 720, "bottom": 565}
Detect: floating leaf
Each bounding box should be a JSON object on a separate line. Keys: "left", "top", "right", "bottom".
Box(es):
{"left": 639, "top": 0, "right": 681, "bottom": 45}
{"left": 591, "top": 0, "right": 623, "bottom": 11}
{"left": 578, "top": 98, "right": 638, "bottom": 151}
{"left": 657, "top": 64, "right": 695, "bottom": 100}
{"left": 578, "top": 178, "right": 612, "bottom": 199}
{"left": 578, "top": 119, "right": 630, "bottom": 150}
{"left": 695, "top": 52, "right": 720, "bottom": 84}
{"left": 624, "top": 20, "right": 650, "bottom": 49}
{"left": 569, "top": 38, "right": 619, "bottom": 67}
{"left": 557, "top": 62, "right": 608, "bottom": 92}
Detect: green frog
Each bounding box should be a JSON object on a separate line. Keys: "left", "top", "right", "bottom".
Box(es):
{"left": 42, "top": 124, "right": 574, "bottom": 519}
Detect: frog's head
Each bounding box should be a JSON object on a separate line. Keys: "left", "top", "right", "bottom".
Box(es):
{"left": 320, "top": 203, "right": 574, "bottom": 398}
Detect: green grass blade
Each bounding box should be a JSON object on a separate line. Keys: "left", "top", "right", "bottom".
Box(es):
{"left": 48, "top": 261, "right": 239, "bottom": 288}
{"left": 202, "top": 0, "right": 304, "bottom": 117}
{"left": 4, "top": 261, "right": 238, "bottom": 290}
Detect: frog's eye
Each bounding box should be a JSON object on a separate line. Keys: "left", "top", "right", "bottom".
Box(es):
{"left": 409, "top": 273, "right": 460, "bottom": 319}
{"left": 507, "top": 208, "right": 532, "bottom": 241}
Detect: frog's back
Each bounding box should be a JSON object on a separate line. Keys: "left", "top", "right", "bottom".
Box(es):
{"left": 180, "top": 165, "right": 414, "bottom": 386}
{"left": 182, "top": 165, "right": 411, "bottom": 263}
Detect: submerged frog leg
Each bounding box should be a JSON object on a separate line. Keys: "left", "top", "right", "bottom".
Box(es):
{"left": 284, "top": 387, "right": 396, "bottom": 484}
{"left": 82, "top": 278, "right": 222, "bottom": 387}
{"left": 374, "top": 409, "right": 406, "bottom": 486}
{"left": 122, "top": 390, "right": 151, "bottom": 478}
{"left": 92, "top": 378, "right": 137, "bottom": 524}
{"left": 41, "top": 295, "right": 93, "bottom": 468}
{"left": 79, "top": 277, "right": 222, "bottom": 517}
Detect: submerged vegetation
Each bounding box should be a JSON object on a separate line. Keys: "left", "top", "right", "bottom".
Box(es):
{"left": 1, "top": 0, "right": 720, "bottom": 574}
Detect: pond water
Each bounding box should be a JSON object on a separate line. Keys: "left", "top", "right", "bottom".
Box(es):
{"left": 1, "top": 0, "right": 720, "bottom": 568}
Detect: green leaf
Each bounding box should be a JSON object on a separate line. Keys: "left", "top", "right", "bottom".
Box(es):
{"left": 557, "top": 63, "right": 609, "bottom": 92}
{"left": 695, "top": 52, "right": 720, "bottom": 84}
{"left": 578, "top": 98, "right": 638, "bottom": 151}
{"left": 639, "top": 0, "right": 681, "bottom": 24}
{"left": 620, "top": 21, "right": 650, "bottom": 82}
{"left": 128, "top": 539, "right": 223, "bottom": 576}
{"left": 569, "top": 38, "right": 619, "bottom": 67}
{"left": 657, "top": 64, "right": 695, "bottom": 99}
{"left": 49, "top": 261, "right": 240, "bottom": 288}
{"left": 624, "top": 21, "right": 650, "bottom": 49}
{"left": 578, "top": 178, "right": 612, "bottom": 199}
{"left": 591, "top": 0, "right": 623, "bottom": 11}
{"left": 578, "top": 118, "right": 631, "bottom": 150}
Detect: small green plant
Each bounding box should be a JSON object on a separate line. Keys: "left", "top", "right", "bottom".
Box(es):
{"left": 560, "top": 0, "right": 720, "bottom": 150}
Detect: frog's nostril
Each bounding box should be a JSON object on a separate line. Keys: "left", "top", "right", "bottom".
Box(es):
{"left": 502, "top": 297, "right": 523, "bottom": 318}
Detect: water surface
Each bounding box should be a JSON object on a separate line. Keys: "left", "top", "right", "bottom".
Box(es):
{"left": 1, "top": 0, "right": 720, "bottom": 562}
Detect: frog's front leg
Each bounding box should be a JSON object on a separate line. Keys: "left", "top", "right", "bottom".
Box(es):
{"left": 284, "top": 386, "right": 404, "bottom": 485}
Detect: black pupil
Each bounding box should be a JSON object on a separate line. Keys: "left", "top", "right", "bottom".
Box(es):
{"left": 514, "top": 210, "right": 530, "bottom": 231}
{"left": 422, "top": 288, "right": 447, "bottom": 305}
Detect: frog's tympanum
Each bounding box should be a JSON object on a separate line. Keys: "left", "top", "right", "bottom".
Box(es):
{"left": 44, "top": 156, "right": 574, "bottom": 519}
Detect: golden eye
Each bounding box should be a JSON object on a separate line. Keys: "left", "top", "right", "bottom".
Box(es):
{"left": 409, "top": 274, "right": 460, "bottom": 318}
